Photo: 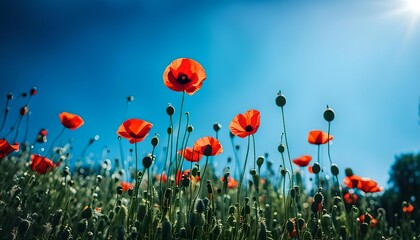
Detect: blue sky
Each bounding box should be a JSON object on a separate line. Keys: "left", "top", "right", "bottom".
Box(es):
{"left": 1, "top": 0, "right": 419, "bottom": 188}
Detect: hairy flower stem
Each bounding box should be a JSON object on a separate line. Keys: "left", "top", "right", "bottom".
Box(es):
{"left": 173, "top": 91, "right": 185, "bottom": 185}
{"left": 280, "top": 106, "right": 294, "bottom": 185}
{"left": 236, "top": 136, "right": 251, "bottom": 237}
{"left": 230, "top": 137, "right": 242, "bottom": 179}
{"left": 317, "top": 145, "right": 321, "bottom": 188}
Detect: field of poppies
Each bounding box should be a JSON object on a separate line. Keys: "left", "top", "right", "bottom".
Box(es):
{"left": 0, "top": 58, "right": 418, "bottom": 239}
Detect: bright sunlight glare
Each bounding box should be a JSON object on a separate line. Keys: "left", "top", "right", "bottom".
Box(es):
{"left": 406, "top": 0, "right": 420, "bottom": 13}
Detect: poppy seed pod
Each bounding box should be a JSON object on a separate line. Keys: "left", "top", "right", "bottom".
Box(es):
{"left": 312, "top": 163, "right": 321, "bottom": 174}
{"left": 166, "top": 105, "right": 175, "bottom": 116}
{"left": 187, "top": 125, "right": 194, "bottom": 133}
{"left": 142, "top": 155, "right": 153, "bottom": 168}
{"left": 323, "top": 106, "right": 335, "bottom": 122}
{"left": 331, "top": 164, "right": 339, "bottom": 176}
{"left": 257, "top": 156, "right": 264, "bottom": 168}
{"left": 7, "top": 93, "right": 13, "bottom": 100}
{"left": 151, "top": 136, "right": 159, "bottom": 147}
{"left": 275, "top": 92, "right": 287, "bottom": 107}
{"left": 127, "top": 96, "right": 134, "bottom": 102}
{"left": 278, "top": 144, "right": 285, "bottom": 153}
{"left": 213, "top": 123, "right": 222, "bottom": 132}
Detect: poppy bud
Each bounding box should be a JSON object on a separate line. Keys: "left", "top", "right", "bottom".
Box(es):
{"left": 97, "top": 175, "right": 102, "bottom": 183}
{"left": 312, "top": 163, "right": 321, "bottom": 174}
{"left": 167, "top": 127, "right": 172, "bottom": 134}
{"left": 286, "top": 219, "right": 294, "bottom": 233}
{"left": 213, "top": 123, "right": 222, "bottom": 132}
{"left": 187, "top": 125, "right": 194, "bottom": 132}
{"left": 323, "top": 106, "right": 335, "bottom": 122}
{"left": 360, "top": 222, "right": 369, "bottom": 236}
{"left": 229, "top": 206, "right": 235, "bottom": 215}
{"left": 82, "top": 206, "right": 93, "bottom": 219}
{"left": 30, "top": 87, "right": 37, "bottom": 96}
{"left": 166, "top": 105, "right": 175, "bottom": 116}
{"left": 345, "top": 168, "right": 353, "bottom": 177}
{"left": 191, "top": 166, "right": 198, "bottom": 177}
{"left": 297, "top": 218, "right": 305, "bottom": 230}
{"left": 182, "top": 176, "right": 190, "bottom": 188}
{"left": 281, "top": 168, "right": 287, "bottom": 176}
{"left": 196, "top": 199, "right": 205, "bottom": 213}
{"left": 275, "top": 92, "right": 287, "bottom": 107}
{"left": 203, "top": 145, "right": 212, "bottom": 157}
{"left": 142, "top": 155, "right": 153, "bottom": 168}
{"left": 117, "top": 186, "right": 123, "bottom": 195}
{"left": 20, "top": 106, "right": 29, "bottom": 116}
{"left": 151, "top": 135, "right": 159, "bottom": 147}
{"left": 278, "top": 144, "right": 285, "bottom": 153}
{"left": 250, "top": 169, "right": 257, "bottom": 176}
{"left": 331, "top": 164, "right": 339, "bottom": 176}
{"left": 314, "top": 192, "right": 324, "bottom": 204}
{"left": 127, "top": 96, "right": 134, "bottom": 102}
{"left": 76, "top": 219, "right": 88, "bottom": 233}
{"left": 207, "top": 181, "right": 213, "bottom": 194}
{"left": 244, "top": 205, "right": 251, "bottom": 215}
{"left": 51, "top": 209, "right": 63, "bottom": 227}
{"left": 162, "top": 218, "right": 172, "bottom": 239}
{"left": 7, "top": 93, "right": 13, "bottom": 100}
{"left": 290, "top": 188, "right": 296, "bottom": 198}
{"left": 257, "top": 156, "right": 264, "bottom": 168}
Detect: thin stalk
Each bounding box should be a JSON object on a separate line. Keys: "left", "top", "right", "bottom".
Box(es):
{"left": 236, "top": 135, "right": 251, "bottom": 237}
{"left": 0, "top": 98, "right": 11, "bottom": 133}
{"left": 280, "top": 106, "right": 294, "bottom": 185}
{"left": 190, "top": 156, "right": 209, "bottom": 212}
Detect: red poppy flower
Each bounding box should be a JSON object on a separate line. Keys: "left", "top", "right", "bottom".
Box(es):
{"left": 308, "top": 166, "right": 314, "bottom": 174}
{"left": 163, "top": 58, "right": 206, "bottom": 95}
{"left": 403, "top": 203, "right": 414, "bottom": 214}
{"left": 120, "top": 182, "right": 134, "bottom": 191}
{"left": 175, "top": 169, "right": 200, "bottom": 185}
{"left": 229, "top": 109, "right": 261, "bottom": 138}
{"left": 117, "top": 118, "right": 153, "bottom": 144}
{"left": 30, "top": 154, "right": 56, "bottom": 174}
{"left": 193, "top": 136, "right": 223, "bottom": 156}
{"left": 0, "top": 139, "right": 19, "bottom": 159}
{"left": 292, "top": 155, "right": 312, "bottom": 167}
{"left": 359, "top": 178, "right": 383, "bottom": 193}
{"left": 156, "top": 172, "right": 168, "bottom": 183}
{"left": 221, "top": 176, "right": 239, "bottom": 189}
{"left": 59, "top": 112, "right": 84, "bottom": 130}
{"left": 36, "top": 128, "right": 48, "bottom": 143}
{"left": 343, "top": 175, "right": 362, "bottom": 189}
{"left": 343, "top": 192, "right": 358, "bottom": 205}
{"left": 358, "top": 213, "right": 377, "bottom": 228}
{"left": 178, "top": 147, "right": 203, "bottom": 162}
{"left": 308, "top": 130, "right": 333, "bottom": 145}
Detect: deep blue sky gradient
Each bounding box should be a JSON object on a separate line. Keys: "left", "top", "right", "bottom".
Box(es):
{"left": 1, "top": 0, "right": 419, "bottom": 188}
